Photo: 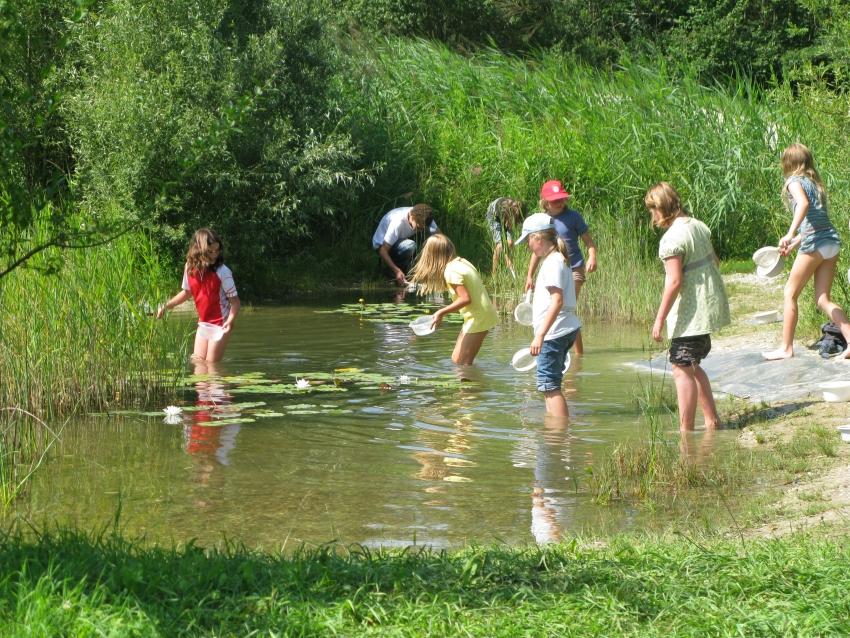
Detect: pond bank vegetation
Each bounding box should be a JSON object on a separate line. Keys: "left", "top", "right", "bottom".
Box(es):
{"left": 0, "top": 525, "right": 848, "bottom": 635}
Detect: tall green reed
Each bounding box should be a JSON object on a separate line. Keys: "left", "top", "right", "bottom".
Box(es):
{"left": 0, "top": 226, "right": 184, "bottom": 418}
{"left": 0, "top": 408, "right": 62, "bottom": 506}
{"left": 347, "top": 39, "right": 850, "bottom": 321}
{"left": 0, "top": 216, "right": 185, "bottom": 503}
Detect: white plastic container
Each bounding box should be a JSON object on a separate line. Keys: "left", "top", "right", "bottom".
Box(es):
{"left": 511, "top": 347, "right": 537, "bottom": 371}
{"left": 820, "top": 380, "right": 850, "bottom": 402}
{"left": 409, "top": 315, "right": 435, "bottom": 336}
{"left": 837, "top": 425, "right": 850, "bottom": 443}
{"left": 197, "top": 321, "right": 224, "bottom": 342}
{"left": 752, "top": 310, "right": 781, "bottom": 324}
{"left": 753, "top": 246, "right": 784, "bottom": 278}
{"left": 514, "top": 291, "right": 533, "bottom": 326}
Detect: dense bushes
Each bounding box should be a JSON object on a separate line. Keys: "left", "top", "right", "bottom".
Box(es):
{"left": 63, "top": 0, "right": 375, "bottom": 287}
{"left": 331, "top": 0, "right": 848, "bottom": 87}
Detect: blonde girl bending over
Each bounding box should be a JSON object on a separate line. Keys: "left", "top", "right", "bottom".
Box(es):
{"left": 763, "top": 143, "right": 850, "bottom": 360}
{"left": 411, "top": 234, "right": 498, "bottom": 365}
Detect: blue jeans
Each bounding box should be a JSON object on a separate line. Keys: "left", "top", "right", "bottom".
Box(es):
{"left": 536, "top": 330, "right": 577, "bottom": 392}
{"left": 388, "top": 239, "right": 417, "bottom": 275}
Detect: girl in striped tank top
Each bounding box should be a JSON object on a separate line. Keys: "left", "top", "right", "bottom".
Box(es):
{"left": 763, "top": 143, "right": 850, "bottom": 360}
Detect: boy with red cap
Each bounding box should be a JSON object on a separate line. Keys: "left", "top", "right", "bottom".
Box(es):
{"left": 524, "top": 180, "right": 597, "bottom": 355}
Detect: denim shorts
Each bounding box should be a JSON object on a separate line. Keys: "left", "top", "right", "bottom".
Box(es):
{"left": 669, "top": 334, "right": 711, "bottom": 367}
{"left": 536, "top": 330, "right": 578, "bottom": 392}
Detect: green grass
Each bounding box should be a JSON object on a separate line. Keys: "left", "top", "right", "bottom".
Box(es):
{"left": 1, "top": 527, "right": 849, "bottom": 636}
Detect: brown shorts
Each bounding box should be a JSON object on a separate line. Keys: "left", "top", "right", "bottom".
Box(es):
{"left": 572, "top": 265, "right": 586, "bottom": 283}
{"left": 669, "top": 334, "right": 712, "bottom": 367}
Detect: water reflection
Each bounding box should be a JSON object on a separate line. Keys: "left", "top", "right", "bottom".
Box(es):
{"left": 678, "top": 427, "right": 717, "bottom": 465}
{"left": 181, "top": 361, "right": 242, "bottom": 510}
{"left": 18, "top": 298, "right": 743, "bottom": 548}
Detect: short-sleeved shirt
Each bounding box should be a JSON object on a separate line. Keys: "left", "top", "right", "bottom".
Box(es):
{"left": 657, "top": 217, "right": 730, "bottom": 339}
{"left": 444, "top": 257, "right": 498, "bottom": 334}
{"left": 182, "top": 264, "right": 237, "bottom": 325}
{"left": 371, "top": 207, "right": 439, "bottom": 250}
{"left": 532, "top": 251, "right": 581, "bottom": 340}
{"left": 785, "top": 176, "right": 840, "bottom": 254}
{"left": 550, "top": 209, "right": 589, "bottom": 269}
{"left": 485, "top": 198, "right": 514, "bottom": 245}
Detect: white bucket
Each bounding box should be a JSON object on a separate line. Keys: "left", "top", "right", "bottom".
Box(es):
{"left": 197, "top": 321, "right": 224, "bottom": 342}
{"left": 820, "top": 380, "right": 850, "bottom": 402}
{"left": 837, "top": 424, "right": 850, "bottom": 443}
{"left": 753, "top": 246, "right": 784, "bottom": 278}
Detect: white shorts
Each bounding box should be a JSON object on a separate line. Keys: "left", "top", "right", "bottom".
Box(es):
{"left": 817, "top": 241, "right": 840, "bottom": 260}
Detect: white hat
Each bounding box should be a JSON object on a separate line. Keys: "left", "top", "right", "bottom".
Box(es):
{"left": 516, "top": 213, "right": 556, "bottom": 244}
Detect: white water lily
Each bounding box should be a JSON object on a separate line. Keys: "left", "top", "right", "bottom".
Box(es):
{"left": 163, "top": 405, "right": 183, "bottom": 416}
{"left": 295, "top": 378, "right": 310, "bottom": 390}
{"left": 397, "top": 375, "right": 414, "bottom": 385}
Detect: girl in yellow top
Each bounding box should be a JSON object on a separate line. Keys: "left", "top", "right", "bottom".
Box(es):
{"left": 411, "top": 234, "right": 498, "bottom": 365}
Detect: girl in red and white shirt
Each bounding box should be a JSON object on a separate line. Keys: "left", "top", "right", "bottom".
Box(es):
{"left": 157, "top": 228, "right": 240, "bottom": 362}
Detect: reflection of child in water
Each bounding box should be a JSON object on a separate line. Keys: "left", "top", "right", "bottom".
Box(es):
{"left": 184, "top": 360, "right": 240, "bottom": 466}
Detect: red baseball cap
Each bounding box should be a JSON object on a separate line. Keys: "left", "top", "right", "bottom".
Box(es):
{"left": 540, "top": 179, "right": 570, "bottom": 202}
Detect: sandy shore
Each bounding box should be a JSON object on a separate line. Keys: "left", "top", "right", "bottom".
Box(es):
{"left": 716, "top": 273, "right": 850, "bottom": 537}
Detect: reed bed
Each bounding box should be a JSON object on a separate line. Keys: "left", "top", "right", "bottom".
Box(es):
{"left": 0, "top": 225, "right": 185, "bottom": 501}
{"left": 349, "top": 39, "right": 850, "bottom": 319}
{"left": 0, "top": 230, "right": 184, "bottom": 417}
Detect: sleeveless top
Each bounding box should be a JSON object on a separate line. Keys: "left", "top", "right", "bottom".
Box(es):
{"left": 786, "top": 176, "right": 839, "bottom": 254}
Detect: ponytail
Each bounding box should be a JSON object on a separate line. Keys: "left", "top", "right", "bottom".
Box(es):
{"left": 556, "top": 237, "right": 571, "bottom": 263}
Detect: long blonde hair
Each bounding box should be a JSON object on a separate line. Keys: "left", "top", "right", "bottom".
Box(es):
{"left": 410, "top": 233, "right": 456, "bottom": 294}
{"left": 780, "top": 143, "right": 827, "bottom": 208}
{"left": 528, "top": 229, "right": 570, "bottom": 263}
{"left": 644, "top": 182, "right": 686, "bottom": 229}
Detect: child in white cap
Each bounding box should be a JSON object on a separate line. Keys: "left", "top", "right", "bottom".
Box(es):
{"left": 525, "top": 179, "right": 597, "bottom": 355}
{"left": 517, "top": 213, "right": 581, "bottom": 418}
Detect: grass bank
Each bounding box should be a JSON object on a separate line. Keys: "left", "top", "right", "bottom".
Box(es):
{"left": 0, "top": 527, "right": 848, "bottom": 636}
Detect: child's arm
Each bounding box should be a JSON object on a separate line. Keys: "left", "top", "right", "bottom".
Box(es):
{"left": 378, "top": 243, "right": 407, "bottom": 285}
{"left": 651, "top": 256, "right": 683, "bottom": 342}
{"left": 581, "top": 231, "right": 597, "bottom": 273}
{"left": 222, "top": 297, "right": 240, "bottom": 333}
{"left": 432, "top": 284, "right": 470, "bottom": 329}
{"left": 156, "top": 289, "right": 192, "bottom": 319}
{"left": 780, "top": 181, "right": 809, "bottom": 251}
{"left": 525, "top": 253, "right": 540, "bottom": 291}
{"left": 530, "top": 286, "right": 563, "bottom": 355}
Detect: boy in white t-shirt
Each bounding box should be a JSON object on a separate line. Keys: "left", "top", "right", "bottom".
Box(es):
{"left": 372, "top": 203, "right": 438, "bottom": 286}
{"left": 517, "top": 213, "right": 581, "bottom": 418}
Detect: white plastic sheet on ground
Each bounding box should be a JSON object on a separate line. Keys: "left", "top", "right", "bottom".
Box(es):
{"left": 631, "top": 348, "right": 850, "bottom": 404}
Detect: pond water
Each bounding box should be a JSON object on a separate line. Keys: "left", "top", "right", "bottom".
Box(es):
{"left": 19, "top": 293, "right": 733, "bottom": 549}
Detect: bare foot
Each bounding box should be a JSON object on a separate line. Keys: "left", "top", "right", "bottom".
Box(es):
{"left": 762, "top": 348, "right": 793, "bottom": 361}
